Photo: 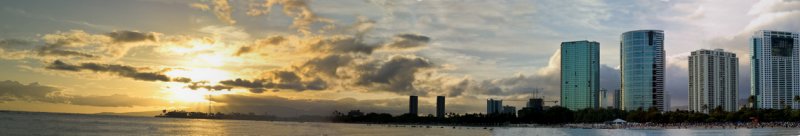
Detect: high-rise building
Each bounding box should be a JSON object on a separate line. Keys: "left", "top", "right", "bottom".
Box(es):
{"left": 689, "top": 49, "right": 739, "bottom": 113}
{"left": 561, "top": 40, "right": 600, "bottom": 110}
{"left": 502, "top": 106, "right": 516, "bottom": 116}
{"left": 751, "top": 30, "right": 800, "bottom": 109}
{"left": 665, "top": 93, "right": 671, "bottom": 111}
{"left": 599, "top": 88, "right": 608, "bottom": 108}
{"left": 614, "top": 89, "right": 621, "bottom": 109}
{"left": 436, "top": 96, "right": 445, "bottom": 118}
{"left": 620, "top": 30, "right": 666, "bottom": 111}
{"left": 526, "top": 98, "right": 544, "bottom": 111}
{"left": 487, "top": 99, "right": 503, "bottom": 114}
{"left": 409, "top": 96, "right": 418, "bottom": 115}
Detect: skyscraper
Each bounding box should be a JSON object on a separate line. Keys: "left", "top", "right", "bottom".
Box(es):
{"left": 560, "top": 40, "right": 600, "bottom": 110}
{"left": 751, "top": 30, "right": 800, "bottom": 109}
{"left": 409, "top": 96, "right": 418, "bottom": 116}
{"left": 487, "top": 99, "right": 503, "bottom": 114}
{"left": 502, "top": 106, "right": 516, "bottom": 116}
{"left": 526, "top": 98, "right": 544, "bottom": 111}
{"left": 614, "top": 89, "right": 622, "bottom": 109}
{"left": 689, "top": 49, "right": 739, "bottom": 113}
{"left": 599, "top": 88, "right": 608, "bottom": 108}
{"left": 620, "top": 30, "right": 666, "bottom": 111}
{"left": 436, "top": 96, "right": 445, "bottom": 118}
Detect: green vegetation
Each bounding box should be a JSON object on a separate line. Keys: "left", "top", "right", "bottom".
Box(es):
{"left": 332, "top": 106, "right": 800, "bottom": 125}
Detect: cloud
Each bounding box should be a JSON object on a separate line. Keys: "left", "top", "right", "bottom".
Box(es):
{"left": 247, "top": 0, "right": 335, "bottom": 35}
{"left": 234, "top": 35, "right": 288, "bottom": 56}
{"left": 192, "top": 0, "right": 236, "bottom": 24}
{"left": 599, "top": 64, "right": 620, "bottom": 91}
{"left": 34, "top": 30, "right": 160, "bottom": 59}
{"left": 355, "top": 56, "right": 434, "bottom": 95}
{"left": 0, "top": 80, "right": 66, "bottom": 103}
{"left": 190, "top": 3, "right": 210, "bottom": 11}
{"left": 383, "top": 34, "right": 431, "bottom": 49}
{"left": 208, "top": 94, "right": 406, "bottom": 117}
{"left": 305, "top": 36, "right": 377, "bottom": 54}
{"left": 0, "top": 80, "right": 166, "bottom": 107}
{"left": 105, "top": 30, "right": 159, "bottom": 43}
{"left": 44, "top": 60, "right": 188, "bottom": 82}
{"left": 191, "top": 71, "right": 328, "bottom": 93}
{"left": 0, "top": 39, "right": 36, "bottom": 60}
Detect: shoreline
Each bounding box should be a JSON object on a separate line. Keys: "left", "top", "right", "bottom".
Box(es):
{"left": 358, "top": 122, "right": 800, "bottom": 130}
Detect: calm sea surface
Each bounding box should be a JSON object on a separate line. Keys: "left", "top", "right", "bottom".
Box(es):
{"left": 1, "top": 111, "right": 799, "bottom": 136}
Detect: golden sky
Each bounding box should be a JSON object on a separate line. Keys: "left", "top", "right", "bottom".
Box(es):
{"left": 0, "top": 0, "right": 798, "bottom": 116}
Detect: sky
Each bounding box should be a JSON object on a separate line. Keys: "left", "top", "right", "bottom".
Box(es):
{"left": 0, "top": 0, "right": 799, "bottom": 117}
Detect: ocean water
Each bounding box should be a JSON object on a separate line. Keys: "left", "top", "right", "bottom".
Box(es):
{"left": 1, "top": 111, "right": 799, "bottom": 136}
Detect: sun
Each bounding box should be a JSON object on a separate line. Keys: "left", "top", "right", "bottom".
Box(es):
{"left": 162, "top": 68, "right": 236, "bottom": 103}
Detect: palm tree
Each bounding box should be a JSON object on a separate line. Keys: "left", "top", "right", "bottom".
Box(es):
{"left": 794, "top": 95, "right": 800, "bottom": 108}
{"left": 701, "top": 104, "right": 709, "bottom": 113}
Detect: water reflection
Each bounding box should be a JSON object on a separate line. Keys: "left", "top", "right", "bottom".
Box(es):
{"left": 493, "top": 127, "right": 800, "bottom": 136}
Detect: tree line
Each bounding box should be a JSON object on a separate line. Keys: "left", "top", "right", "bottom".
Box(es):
{"left": 331, "top": 106, "right": 800, "bottom": 125}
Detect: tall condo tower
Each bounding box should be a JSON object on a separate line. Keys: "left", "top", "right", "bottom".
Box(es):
{"left": 560, "top": 40, "right": 600, "bottom": 110}
{"left": 436, "top": 96, "right": 445, "bottom": 118}
{"left": 688, "top": 49, "right": 738, "bottom": 113}
{"left": 409, "top": 96, "right": 418, "bottom": 115}
{"left": 620, "top": 30, "right": 666, "bottom": 111}
{"left": 751, "top": 30, "right": 800, "bottom": 109}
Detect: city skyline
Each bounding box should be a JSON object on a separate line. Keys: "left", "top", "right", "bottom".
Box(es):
{"left": 0, "top": 0, "right": 799, "bottom": 117}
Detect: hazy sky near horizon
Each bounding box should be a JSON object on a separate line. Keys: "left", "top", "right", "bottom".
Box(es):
{"left": 0, "top": 0, "right": 798, "bottom": 117}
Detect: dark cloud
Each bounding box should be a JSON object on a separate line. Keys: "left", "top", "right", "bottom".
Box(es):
{"left": 384, "top": 34, "right": 431, "bottom": 49}
{"left": 307, "top": 36, "right": 377, "bottom": 54}
{"left": 599, "top": 64, "right": 620, "bottom": 91}
{"left": 0, "top": 39, "right": 35, "bottom": 50}
{"left": 208, "top": 93, "right": 486, "bottom": 117}
{"left": 235, "top": 36, "right": 286, "bottom": 56}
{"left": 37, "top": 47, "right": 97, "bottom": 58}
{"left": 0, "top": 80, "right": 65, "bottom": 103}
{"left": 45, "top": 60, "right": 181, "bottom": 82}
{"left": 665, "top": 60, "right": 690, "bottom": 107}
{"left": 195, "top": 71, "right": 328, "bottom": 93}
{"left": 105, "top": 30, "right": 158, "bottom": 43}
{"left": 208, "top": 94, "right": 404, "bottom": 117}
{"left": 69, "top": 94, "right": 168, "bottom": 107}
{"left": 355, "top": 56, "right": 433, "bottom": 95}
{"left": 297, "top": 54, "right": 353, "bottom": 77}
{"left": 32, "top": 30, "right": 159, "bottom": 59}
{"left": 187, "top": 82, "right": 234, "bottom": 91}
{"left": 0, "top": 80, "right": 166, "bottom": 107}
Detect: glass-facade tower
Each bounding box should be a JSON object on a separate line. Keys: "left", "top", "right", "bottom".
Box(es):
{"left": 751, "top": 30, "right": 800, "bottom": 109}
{"left": 560, "top": 40, "right": 600, "bottom": 110}
{"left": 620, "top": 30, "right": 666, "bottom": 111}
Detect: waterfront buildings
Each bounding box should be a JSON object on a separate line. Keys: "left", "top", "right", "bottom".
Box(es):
{"left": 614, "top": 89, "right": 622, "bottom": 109}
{"left": 437, "top": 96, "right": 445, "bottom": 118}
{"left": 688, "top": 49, "right": 739, "bottom": 113}
{"left": 751, "top": 30, "right": 800, "bottom": 109}
{"left": 599, "top": 88, "right": 608, "bottom": 108}
{"left": 620, "top": 30, "right": 666, "bottom": 111}
{"left": 409, "top": 96, "right": 418, "bottom": 115}
{"left": 561, "top": 40, "right": 600, "bottom": 110}
{"left": 502, "top": 106, "right": 516, "bottom": 116}
{"left": 487, "top": 99, "right": 503, "bottom": 114}
{"left": 526, "top": 98, "right": 544, "bottom": 111}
